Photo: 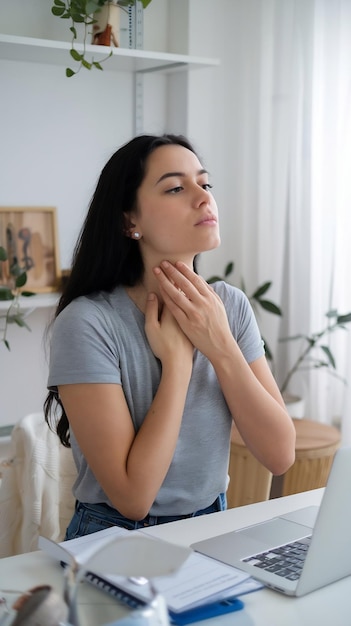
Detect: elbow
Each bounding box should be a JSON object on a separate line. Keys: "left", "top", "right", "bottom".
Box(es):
{"left": 270, "top": 447, "right": 296, "bottom": 476}
{"left": 269, "top": 419, "right": 296, "bottom": 475}
{"left": 271, "top": 454, "right": 295, "bottom": 476}
{"left": 109, "top": 495, "right": 153, "bottom": 522}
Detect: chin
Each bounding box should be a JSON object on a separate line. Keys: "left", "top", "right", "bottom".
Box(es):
{"left": 204, "top": 236, "right": 221, "bottom": 252}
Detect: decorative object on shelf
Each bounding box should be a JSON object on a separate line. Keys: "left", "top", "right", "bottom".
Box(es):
{"left": 0, "top": 207, "right": 61, "bottom": 294}
{"left": 92, "top": 1, "right": 123, "bottom": 47}
{"left": 51, "top": 0, "right": 153, "bottom": 77}
{"left": 207, "top": 261, "right": 282, "bottom": 361}
{"left": 279, "top": 308, "right": 351, "bottom": 396}
{"left": 0, "top": 244, "right": 35, "bottom": 351}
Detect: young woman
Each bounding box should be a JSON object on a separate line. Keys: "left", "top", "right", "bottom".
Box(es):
{"left": 44, "top": 134, "right": 295, "bottom": 538}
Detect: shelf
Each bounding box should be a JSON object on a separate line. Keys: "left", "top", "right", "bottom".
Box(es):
{"left": 0, "top": 292, "right": 59, "bottom": 312}
{"left": 0, "top": 34, "right": 219, "bottom": 74}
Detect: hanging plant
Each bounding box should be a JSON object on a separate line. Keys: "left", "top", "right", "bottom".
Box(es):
{"left": 51, "top": 0, "right": 153, "bottom": 77}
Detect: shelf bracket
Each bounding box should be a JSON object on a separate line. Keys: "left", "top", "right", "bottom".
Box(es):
{"left": 130, "top": 3, "right": 144, "bottom": 135}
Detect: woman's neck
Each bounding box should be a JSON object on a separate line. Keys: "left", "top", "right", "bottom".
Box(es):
{"left": 126, "top": 255, "right": 195, "bottom": 314}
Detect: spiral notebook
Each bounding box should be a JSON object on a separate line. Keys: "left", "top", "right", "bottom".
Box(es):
{"left": 39, "top": 527, "right": 261, "bottom": 622}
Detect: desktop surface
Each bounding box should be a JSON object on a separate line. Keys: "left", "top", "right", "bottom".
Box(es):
{"left": 0, "top": 489, "right": 350, "bottom": 626}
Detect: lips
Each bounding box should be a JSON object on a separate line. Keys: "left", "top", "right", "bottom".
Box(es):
{"left": 195, "top": 214, "right": 218, "bottom": 226}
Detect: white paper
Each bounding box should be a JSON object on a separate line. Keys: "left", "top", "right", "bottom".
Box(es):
{"left": 39, "top": 528, "right": 262, "bottom": 614}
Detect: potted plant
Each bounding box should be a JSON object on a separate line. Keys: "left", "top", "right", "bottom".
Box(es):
{"left": 207, "top": 261, "right": 282, "bottom": 362}
{"left": 279, "top": 309, "right": 351, "bottom": 398}
{"left": 0, "top": 245, "right": 35, "bottom": 350}
{"left": 51, "top": 0, "right": 153, "bottom": 77}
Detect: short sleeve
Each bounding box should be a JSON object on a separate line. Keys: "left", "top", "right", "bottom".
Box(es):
{"left": 47, "top": 297, "right": 121, "bottom": 390}
{"left": 212, "top": 281, "right": 265, "bottom": 363}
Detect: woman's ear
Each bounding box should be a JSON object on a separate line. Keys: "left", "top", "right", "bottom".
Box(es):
{"left": 123, "top": 213, "right": 142, "bottom": 240}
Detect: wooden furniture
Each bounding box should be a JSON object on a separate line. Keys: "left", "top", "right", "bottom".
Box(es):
{"left": 280, "top": 417, "right": 341, "bottom": 496}
{"left": 227, "top": 425, "right": 273, "bottom": 508}
{"left": 228, "top": 418, "right": 341, "bottom": 507}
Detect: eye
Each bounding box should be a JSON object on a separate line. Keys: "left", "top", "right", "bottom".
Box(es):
{"left": 166, "top": 186, "right": 183, "bottom": 194}
{"left": 202, "top": 183, "right": 213, "bottom": 191}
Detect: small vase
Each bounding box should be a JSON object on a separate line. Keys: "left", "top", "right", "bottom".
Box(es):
{"left": 92, "top": 2, "right": 121, "bottom": 48}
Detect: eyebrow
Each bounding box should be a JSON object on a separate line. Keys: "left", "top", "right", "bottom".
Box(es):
{"left": 155, "top": 168, "right": 208, "bottom": 185}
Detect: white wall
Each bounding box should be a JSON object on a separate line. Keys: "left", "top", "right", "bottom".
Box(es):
{"left": 0, "top": 0, "right": 229, "bottom": 427}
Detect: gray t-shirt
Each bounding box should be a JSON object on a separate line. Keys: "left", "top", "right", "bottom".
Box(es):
{"left": 48, "top": 281, "right": 264, "bottom": 515}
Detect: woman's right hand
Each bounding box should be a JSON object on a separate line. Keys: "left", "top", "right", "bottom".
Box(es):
{"left": 144, "top": 292, "right": 194, "bottom": 369}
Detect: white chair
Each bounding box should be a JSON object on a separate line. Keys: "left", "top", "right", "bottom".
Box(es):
{"left": 0, "top": 412, "right": 76, "bottom": 557}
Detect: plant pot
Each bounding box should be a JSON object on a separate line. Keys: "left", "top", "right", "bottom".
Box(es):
{"left": 282, "top": 392, "right": 305, "bottom": 419}
{"left": 92, "top": 3, "right": 121, "bottom": 47}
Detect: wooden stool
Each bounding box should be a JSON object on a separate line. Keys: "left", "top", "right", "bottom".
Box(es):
{"left": 227, "top": 425, "right": 273, "bottom": 508}
{"left": 281, "top": 418, "right": 341, "bottom": 496}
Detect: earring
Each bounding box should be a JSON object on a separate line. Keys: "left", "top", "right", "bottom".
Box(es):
{"left": 133, "top": 232, "right": 140, "bottom": 239}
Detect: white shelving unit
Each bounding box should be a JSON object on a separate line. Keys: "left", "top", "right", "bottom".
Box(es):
{"left": 0, "top": 292, "right": 59, "bottom": 311}
{"left": 0, "top": 34, "right": 219, "bottom": 74}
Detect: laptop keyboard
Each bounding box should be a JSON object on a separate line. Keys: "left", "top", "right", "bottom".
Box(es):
{"left": 241, "top": 536, "right": 312, "bottom": 581}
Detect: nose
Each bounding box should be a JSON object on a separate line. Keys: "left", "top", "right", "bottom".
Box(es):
{"left": 193, "top": 184, "right": 210, "bottom": 208}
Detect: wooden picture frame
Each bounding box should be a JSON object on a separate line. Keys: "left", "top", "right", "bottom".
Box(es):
{"left": 0, "top": 206, "right": 61, "bottom": 293}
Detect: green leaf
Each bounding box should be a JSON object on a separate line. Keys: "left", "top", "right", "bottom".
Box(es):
{"left": 251, "top": 281, "right": 272, "bottom": 299}
{"left": 280, "top": 333, "right": 306, "bottom": 342}
{"left": 70, "top": 13, "right": 85, "bottom": 22}
{"left": 320, "top": 345, "right": 336, "bottom": 368}
{"left": 12, "top": 316, "right": 27, "bottom": 329}
{"left": 70, "top": 49, "right": 83, "bottom": 61}
{"left": 82, "top": 59, "right": 93, "bottom": 69}
{"left": 207, "top": 275, "right": 222, "bottom": 284}
{"left": 93, "top": 61, "right": 104, "bottom": 70}
{"left": 256, "top": 299, "right": 282, "bottom": 316}
{"left": 326, "top": 309, "right": 338, "bottom": 319}
{"left": 0, "top": 287, "right": 14, "bottom": 301}
{"left": 337, "top": 312, "right": 351, "bottom": 324}
{"left": 4, "top": 339, "right": 10, "bottom": 351}
{"left": 70, "top": 26, "right": 78, "bottom": 37}
{"left": 86, "top": 0, "right": 102, "bottom": 13}
{"left": 21, "top": 291, "right": 36, "bottom": 298}
{"left": 224, "top": 261, "right": 234, "bottom": 277}
{"left": 66, "top": 68, "right": 76, "bottom": 77}
{"left": 263, "top": 339, "right": 273, "bottom": 361}
{"left": 0, "top": 246, "right": 7, "bottom": 261}
{"left": 52, "top": 6, "right": 66, "bottom": 16}
{"left": 15, "top": 272, "right": 27, "bottom": 289}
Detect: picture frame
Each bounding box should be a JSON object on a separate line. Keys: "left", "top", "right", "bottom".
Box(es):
{"left": 0, "top": 206, "right": 61, "bottom": 293}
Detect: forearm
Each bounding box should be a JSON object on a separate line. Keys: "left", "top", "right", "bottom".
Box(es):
{"left": 125, "top": 361, "right": 192, "bottom": 516}
{"left": 59, "top": 361, "right": 192, "bottom": 520}
{"left": 212, "top": 339, "right": 296, "bottom": 475}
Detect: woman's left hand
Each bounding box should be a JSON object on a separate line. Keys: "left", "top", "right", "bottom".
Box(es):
{"left": 153, "top": 260, "right": 234, "bottom": 362}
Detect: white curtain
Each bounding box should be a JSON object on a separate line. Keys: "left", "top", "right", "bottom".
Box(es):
{"left": 236, "top": 0, "right": 351, "bottom": 436}
{"left": 309, "top": 0, "right": 351, "bottom": 438}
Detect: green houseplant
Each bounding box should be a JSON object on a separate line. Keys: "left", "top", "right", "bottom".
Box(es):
{"left": 0, "top": 245, "right": 35, "bottom": 350}
{"left": 279, "top": 309, "right": 351, "bottom": 396}
{"left": 207, "top": 261, "right": 282, "bottom": 361}
{"left": 51, "top": 0, "right": 153, "bottom": 76}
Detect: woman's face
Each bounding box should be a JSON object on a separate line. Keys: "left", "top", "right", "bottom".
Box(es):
{"left": 133, "top": 144, "right": 220, "bottom": 264}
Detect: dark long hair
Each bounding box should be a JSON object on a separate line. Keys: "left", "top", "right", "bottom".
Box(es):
{"left": 44, "top": 133, "right": 199, "bottom": 446}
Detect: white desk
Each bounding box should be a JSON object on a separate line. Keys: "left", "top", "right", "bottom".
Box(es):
{"left": 0, "top": 489, "right": 349, "bottom": 626}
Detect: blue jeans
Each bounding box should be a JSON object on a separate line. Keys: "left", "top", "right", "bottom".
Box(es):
{"left": 65, "top": 494, "right": 227, "bottom": 540}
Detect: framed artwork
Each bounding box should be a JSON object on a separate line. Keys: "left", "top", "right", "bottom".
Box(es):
{"left": 0, "top": 206, "right": 61, "bottom": 293}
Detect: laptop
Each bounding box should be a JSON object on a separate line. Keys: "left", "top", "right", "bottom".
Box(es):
{"left": 192, "top": 446, "right": 351, "bottom": 596}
